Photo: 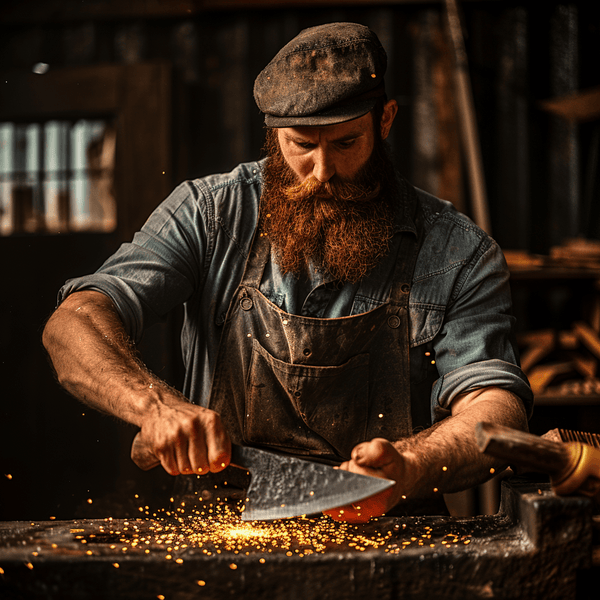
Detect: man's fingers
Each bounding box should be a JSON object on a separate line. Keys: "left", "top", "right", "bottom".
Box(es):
{"left": 200, "top": 410, "right": 230, "bottom": 472}
{"left": 185, "top": 409, "right": 230, "bottom": 474}
{"left": 323, "top": 439, "right": 404, "bottom": 523}
{"left": 351, "top": 438, "right": 396, "bottom": 470}
{"left": 138, "top": 404, "right": 230, "bottom": 477}
{"left": 186, "top": 418, "right": 209, "bottom": 474}
{"left": 174, "top": 434, "right": 194, "bottom": 475}
{"left": 158, "top": 446, "right": 180, "bottom": 477}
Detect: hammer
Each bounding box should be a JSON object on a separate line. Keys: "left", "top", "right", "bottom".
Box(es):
{"left": 476, "top": 422, "right": 600, "bottom": 502}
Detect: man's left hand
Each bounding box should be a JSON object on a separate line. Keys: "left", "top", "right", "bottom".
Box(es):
{"left": 323, "top": 438, "right": 405, "bottom": 523}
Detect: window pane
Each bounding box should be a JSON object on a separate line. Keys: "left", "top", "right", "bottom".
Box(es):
{"left": 0, "top": 118, "right": 116, "bottom": 235}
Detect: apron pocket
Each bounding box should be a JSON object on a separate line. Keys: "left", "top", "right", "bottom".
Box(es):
{"left": 245, "top": 338, "right": 370, "bottom": 459}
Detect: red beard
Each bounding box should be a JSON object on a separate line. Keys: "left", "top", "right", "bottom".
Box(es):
{"left": 260, "top": 128, "right": 397, "bottom": 284}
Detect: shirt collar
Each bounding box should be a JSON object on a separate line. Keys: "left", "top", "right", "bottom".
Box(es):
{"left": 392, "top": 171, "right": 418, "bottom": 237}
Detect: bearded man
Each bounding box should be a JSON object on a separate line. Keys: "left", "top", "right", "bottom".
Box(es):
{"left": 43, "top": 23, "right": 532, "bottom": 521}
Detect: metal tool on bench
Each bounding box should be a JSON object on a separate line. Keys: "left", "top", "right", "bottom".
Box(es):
{"left": 476, "top": 421, "right": 600, "bottom": 501}
{"left": 131, "top": 432, "right": 395, "bottom": 521}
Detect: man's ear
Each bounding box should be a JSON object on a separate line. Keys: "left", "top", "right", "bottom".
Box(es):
{"left": 380, "top": 99, "right": 398, "bottom": 140}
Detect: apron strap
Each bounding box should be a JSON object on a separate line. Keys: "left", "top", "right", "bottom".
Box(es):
{"left": 240, "top": 230, "right": 271, "bottom": 290}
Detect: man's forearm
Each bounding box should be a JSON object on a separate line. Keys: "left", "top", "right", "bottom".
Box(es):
{"left": 43, "top": 290, "right": 231, "bottom": 476}
{"left": 42, "top": 290, "right": 172, "bottom": 426}
{"left": 394, "top": 387, "right": 528, "bottom": 498}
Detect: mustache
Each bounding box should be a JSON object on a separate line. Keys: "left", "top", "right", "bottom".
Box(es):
{"left": 284, "top": 175, "right": 382, "bottom": 204}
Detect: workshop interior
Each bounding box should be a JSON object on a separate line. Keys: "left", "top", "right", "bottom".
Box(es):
{"left": 1, "top": 1, "right": 599, "bottom": 598}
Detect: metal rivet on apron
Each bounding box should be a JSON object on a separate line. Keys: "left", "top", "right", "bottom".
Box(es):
{"left": 303, "top": 348, "right": 311, "bottom": 357}
{"left": 240, "top": 297, "right": 253, "bottom": 311}
{"left": 387, "top": 315, "right": 401, "bottom": 329}
{"left": 401, "top": 283, "right": 411, "bottom": 294}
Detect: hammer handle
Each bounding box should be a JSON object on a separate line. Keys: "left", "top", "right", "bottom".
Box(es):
{"left": 475, "top": 422, "right": 571, "bottom": 477}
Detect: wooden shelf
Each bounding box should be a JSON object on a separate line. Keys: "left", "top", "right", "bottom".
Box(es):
{"left": 535, "top": 394, "right": 600, "bottom": 406}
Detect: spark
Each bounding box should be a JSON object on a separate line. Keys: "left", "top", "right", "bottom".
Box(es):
{"left": 65, "top": 496, "right": 473, "bottom": 565}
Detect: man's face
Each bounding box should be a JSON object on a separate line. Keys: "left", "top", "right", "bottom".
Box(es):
{"left": 276, "top": 111, "right": 377, "bottom": 185}
{"left": 260, "top": 101, "right": 399, "bottom": 284}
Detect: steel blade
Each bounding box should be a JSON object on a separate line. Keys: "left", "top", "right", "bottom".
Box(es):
{"left": 231, "top": 445, "right": 395, "bottom": 521}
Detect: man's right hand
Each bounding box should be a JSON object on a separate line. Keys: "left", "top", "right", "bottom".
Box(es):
{"left": 132, "top": 399, "right": 231, "bottom": 476}
{"left": 43, "top": 290, "right": 231, "bottom": 478}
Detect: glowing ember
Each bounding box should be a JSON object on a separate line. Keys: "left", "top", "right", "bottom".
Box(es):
{"left": 64, "top": 498, "right": 473, "bottom": 563}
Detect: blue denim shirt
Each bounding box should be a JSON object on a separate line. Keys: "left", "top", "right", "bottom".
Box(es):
{"left": 58, "top": 160, "right": 533, "bottom": 427}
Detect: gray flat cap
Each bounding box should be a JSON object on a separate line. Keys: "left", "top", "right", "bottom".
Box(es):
{"left": 254, "top": 22, "right": 387, "bottom": 127}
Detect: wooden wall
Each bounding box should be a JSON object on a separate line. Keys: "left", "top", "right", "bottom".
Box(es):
{"left": 2, "top": 0, "right": 598, "bottom": 248}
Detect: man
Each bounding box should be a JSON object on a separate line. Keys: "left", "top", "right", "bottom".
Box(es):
{"left": 43, "top": 23, "right": 532, "bottom": 522}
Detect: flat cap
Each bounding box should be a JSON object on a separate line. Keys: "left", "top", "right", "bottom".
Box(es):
{"left": 254, "top": 22, "right": 387, "bottom": 127}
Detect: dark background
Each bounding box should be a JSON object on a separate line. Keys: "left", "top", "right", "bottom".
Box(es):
{"left": 1, "top": 0, "right": 599, "bottom": 520}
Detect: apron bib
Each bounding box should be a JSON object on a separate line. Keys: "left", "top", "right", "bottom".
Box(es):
{"left": 208, "top": 203, "right": 421, "bottom": 463}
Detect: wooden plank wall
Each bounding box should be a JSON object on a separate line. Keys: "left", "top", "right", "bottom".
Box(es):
{"left": 1, "top": 1, "right": 597, "bottom": 251}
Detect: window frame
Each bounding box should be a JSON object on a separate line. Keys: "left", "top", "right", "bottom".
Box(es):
{"left": 0, "top": 62, "right": 172, "bottom": 241}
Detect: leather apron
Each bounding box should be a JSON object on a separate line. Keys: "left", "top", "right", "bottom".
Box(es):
{"left": 208, "top": 198, "right": 422, "bottom": 464}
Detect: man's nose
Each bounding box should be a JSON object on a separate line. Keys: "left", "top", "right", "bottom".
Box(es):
{"left": 312, "top": 148, "right": 335, "bottom": 182}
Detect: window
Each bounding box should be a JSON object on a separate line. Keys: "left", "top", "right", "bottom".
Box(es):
{"left": 0, "top": 119, "right": 116, "bottom": 235}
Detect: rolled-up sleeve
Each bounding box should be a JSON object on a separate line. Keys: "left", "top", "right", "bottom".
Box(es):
{"left": 57, "top": 181, "right": 207, "bottom": 343}
{"left": 430, "top": 239, "right": 533, "bottom": 422}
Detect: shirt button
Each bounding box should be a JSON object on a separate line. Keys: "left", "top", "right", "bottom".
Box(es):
{"left": 401, "top": 284, "right": 411, "bottom": 294}
{"left": 240, "top": 298, "right": 253, "bottom": 311}
{"left": 303, "top": 348, "right": 312, "bottom": 357}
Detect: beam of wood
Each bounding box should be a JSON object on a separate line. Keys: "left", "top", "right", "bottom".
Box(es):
{"left": 0, "top": 0, "right": 508, "bottom": 24}
{"left": 572, "top": 355, "right": 597, "bottom": 379}
{"left": 519, "top": 338, "right": 555, "bottom": 372}
{"left": 528, "top": 362, "right": 573, "bottom": 395}
{"left": 574, "top": 321, "right": 600, "bottom": 362}
{"left": 443, "top": 0, "right": 492, "bottom": 234}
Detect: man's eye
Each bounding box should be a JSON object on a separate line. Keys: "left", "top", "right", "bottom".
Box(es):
{"left": 337, "top": 140, "right": 356, "bottom": 149}
{"left": 297, "top": 142, "right": 315, "bottom": 149}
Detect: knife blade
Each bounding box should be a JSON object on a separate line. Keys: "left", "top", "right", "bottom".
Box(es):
{"left": 131, "top": 433, "right": 395, "bottom": 521}
{"left": 230, "top": 444, "right": 395, "bottom": 521}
